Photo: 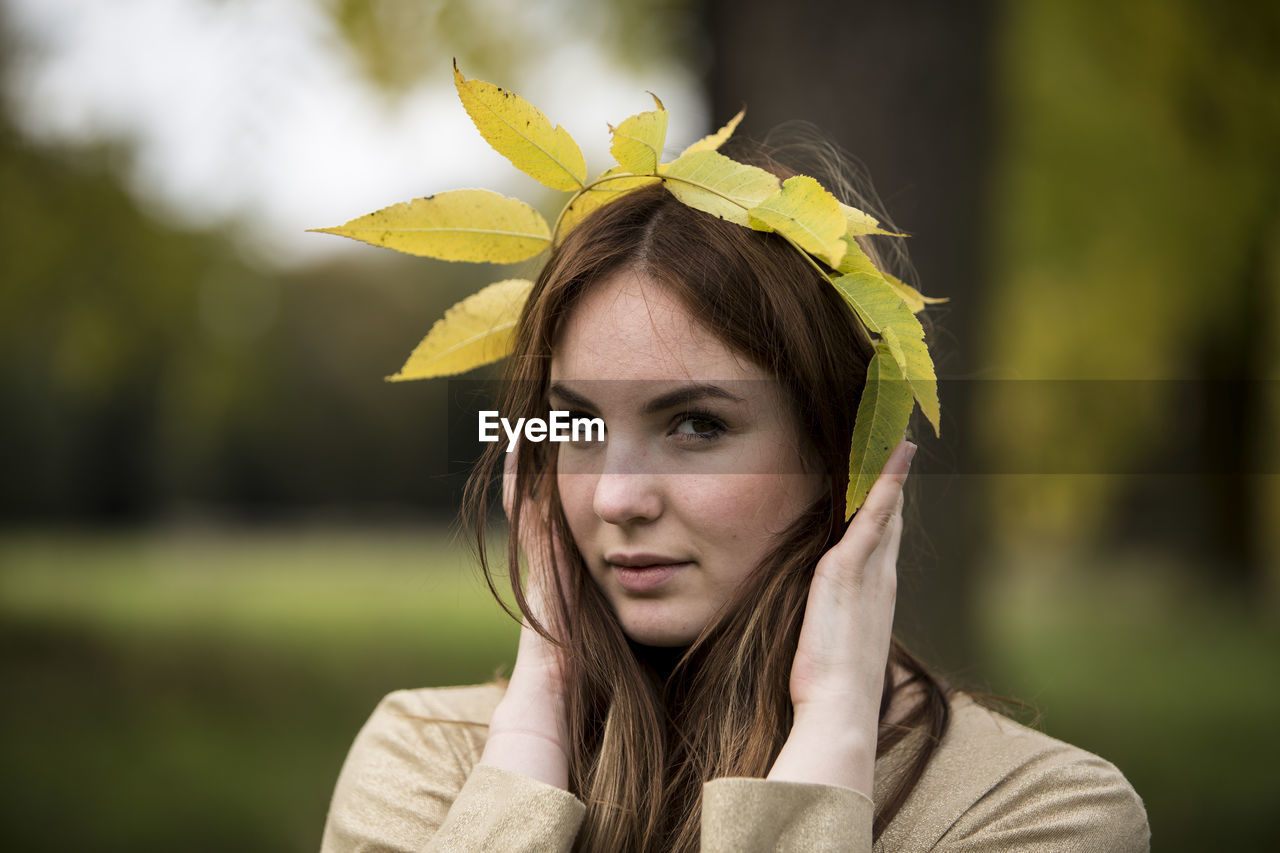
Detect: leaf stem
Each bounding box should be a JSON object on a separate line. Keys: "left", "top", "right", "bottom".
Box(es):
{"left": 774, "top": 232, "right": 878, "bottom": 356}
{"left": 549, "top": 171, "right": 647, "bottom": 245}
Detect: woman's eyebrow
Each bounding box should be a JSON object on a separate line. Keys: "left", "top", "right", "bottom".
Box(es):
{"left": 547, "top": 382, "right": 598, "bottom": 412}
{"left": 547, "top": 382, "right": 746, "bottom": 415}
{"left": 641, "top": 384, "right": 745, "bottom": 414}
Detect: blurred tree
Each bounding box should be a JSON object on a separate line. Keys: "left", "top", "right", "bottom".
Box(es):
{"left": 0, "top": 125, "right": 220, "bottom": 518}
{"left": 701, "top": 0, "right": 997, "bottom": 674}
{"left": 981, "top": 0, "right": 1280, "bottom": 595}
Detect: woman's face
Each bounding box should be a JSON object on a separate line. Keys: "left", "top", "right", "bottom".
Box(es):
{"left": 550, "top": 268, "right": 824, "bottom": 647}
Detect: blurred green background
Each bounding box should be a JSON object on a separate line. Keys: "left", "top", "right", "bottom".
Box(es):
{"left": 1, "top": 0, "right": 1277, "bottom": 850}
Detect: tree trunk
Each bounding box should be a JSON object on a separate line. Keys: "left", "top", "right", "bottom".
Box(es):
{"left": 701, "top": 0, "right": 996, "bottom": 676}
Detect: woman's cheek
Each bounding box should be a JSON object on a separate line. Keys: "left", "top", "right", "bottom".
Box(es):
{"left": 710, "top": 472, "right": 815, "bottom": 546}
{"left": 712, "top": 473, "right": 786, "bottom": 526}
{"left": 557, "top": 473, "right": 597, "bottom": 548}
{"left": 674, "top": 474, "right": 765, "bottom": 553}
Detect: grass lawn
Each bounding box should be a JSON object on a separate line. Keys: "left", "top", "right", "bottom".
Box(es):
{"left": 0, "top": 526, "right": 518, "bottom": 853}
{"left": 2, "top": 528, "right": 1275, "bottom": 850}
{"left": 978, "top": 546, "right": 1280, "bottom": 850}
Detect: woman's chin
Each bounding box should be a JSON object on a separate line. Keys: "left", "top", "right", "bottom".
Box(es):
{"left": 619, "top": 614, "right": 700, "bottom": 648}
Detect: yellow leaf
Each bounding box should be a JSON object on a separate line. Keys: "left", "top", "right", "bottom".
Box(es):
{"left": 311, "top": 190, "right": 549, "bottom": 263}
{"left": 658, "top": 150, "right": 780, "bottom": 226}
{"left": 678, "top": 107, "right": 745, "bottom": 157}
{"left": 884, "top": 271, "right": 949, "bottom": 314}
{"left": 555, "top": 166, "right": 659, "bottom": 244}
{"left": 833, "top": 271, "right": 941, "bottom": 436}
{"left": 388, "top": 278, "right": 533, "bottom": 380}
{"left": 747, "top": 175, "right": 848, "bottom": 268}
{"left": 453, "top": 63, "right": 586, "bottom": 191}
{"left": 845, "top": 345, "right": 915, "bottom": 517}
{"left": 838, "top": 201, "right": 904, "bottom": 237}
{"left": 610, "top": 94, "right": 669, "bottom": 174}
{"left": 839, "top": 201, "right": 883, "bottom": 236}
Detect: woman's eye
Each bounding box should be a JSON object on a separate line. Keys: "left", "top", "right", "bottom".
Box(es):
{"left": 672, "top": 413, "right": 726, "bottom": 442}
{"left": 565, "top": 410, "right": 605, "bottom": 444}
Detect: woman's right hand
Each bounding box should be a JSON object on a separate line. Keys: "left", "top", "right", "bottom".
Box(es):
{"left": 478, "top": 445, "right": 574, "bottom": 789}
{"left": 766, "top": 439, "right": 914, "bottom": 798}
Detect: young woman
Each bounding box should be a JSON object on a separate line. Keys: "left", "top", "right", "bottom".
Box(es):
{"left": 319, "top": 175, "right": 1150, "bottom": 851}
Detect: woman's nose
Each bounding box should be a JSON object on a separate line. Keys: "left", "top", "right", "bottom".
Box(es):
{"left": 592, "top": 452, "right": 663, "bottom": 526}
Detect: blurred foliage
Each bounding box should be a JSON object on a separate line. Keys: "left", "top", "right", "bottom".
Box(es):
{"left": 324, "top": 0, "right": 699, "bottom": 97}
{"left": 980, "top": 0, "right": 1280, "bottom": 585}
{"left": 330, "top": 0, "right": 510, "bottom": 92}
{"left": 0, "top": 119, "right": 512, "bottom": 521}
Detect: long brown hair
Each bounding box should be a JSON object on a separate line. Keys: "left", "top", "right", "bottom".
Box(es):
{"left": 462, "top": 168, "right": 949, "bottom": 850}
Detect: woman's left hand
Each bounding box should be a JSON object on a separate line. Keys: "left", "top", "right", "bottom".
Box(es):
{"left": 767, "top": 439, "right": 915, "bottom": 798}
{"left": 479, "top": 445, "right": 575, "bottom": 790}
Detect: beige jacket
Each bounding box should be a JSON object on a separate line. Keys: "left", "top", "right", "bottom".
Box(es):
{"left": 320, "top": 684, "right": 1149, "bottom": 852}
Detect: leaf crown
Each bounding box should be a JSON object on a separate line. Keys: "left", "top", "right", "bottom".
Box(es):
{"left": 313, "top": 62, "right": 946, "bottom": 516}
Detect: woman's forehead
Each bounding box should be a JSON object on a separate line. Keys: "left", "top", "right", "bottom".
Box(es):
{"left": 550, "top": 269, "right": 764, "bottom": 383}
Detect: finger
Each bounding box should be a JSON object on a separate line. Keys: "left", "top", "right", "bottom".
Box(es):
{"left": 860, "top": 439, "right": 914, "bottom": 530}
{"left": 878, "top": 437, "right": 915, "bottom": 481}
{"left": 864, "top": 490, "right": 905, "bottom": 587}
{"left": 525, "top": 522, "right": 574, "bottom": 641}
{"left": 829, "top": 440, "right": 916, "bottom": 569}
{"left": 503, "top": 445, "right": 516, "bottom": 517}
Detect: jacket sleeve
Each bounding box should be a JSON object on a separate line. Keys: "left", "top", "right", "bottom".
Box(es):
{"left": 698, "top": 750, "right": 1148, "bottom": 853}
{"left": 320, "top": 690, "right": 586, "bottom": 853}
{"left": 700, "top": 778, "right": 874, "bottom": 852}
{"left": 933, "top": 750, "right": 1150, "bottom": 852}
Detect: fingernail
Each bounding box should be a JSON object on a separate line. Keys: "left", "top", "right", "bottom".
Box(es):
{"left": 905, "top": 442, "right": 917, "bottom": 466}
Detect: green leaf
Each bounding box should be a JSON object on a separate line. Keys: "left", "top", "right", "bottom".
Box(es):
{"left": 846, "top": 345, "right": 915, "bottom": 517}
{"left": 388, "top": 278, "right": 533, "bottom": 380}
{"left": 658, "top": 150, "right": 780, "bottom": 226}
{"left": 837, "top": 241, "right": 946, "bottom": 314}
{"left": 678, "top": 107, "right": 745, "bottom": 158}
{"left": 453, "top": 62, "right": 586, "bottom": 191}
{"left": 833, "top": 272, "right": 941, "bottom": 436}
{"left": 880, "top": 325, "right": 908, "bottom": 377}
{"left": 836, "top": 239, "right": 881, "bottom": 277}
{"left": 555, "top": 166, "right": 659, "bottom": 244}
{"left": 747, "top": 175, "right": 848, "bottom": 267}
{"left": 311, "top": 189, "right": 549, "bottom": 263}
{"left": 610, "top": 93, "right": 668, "bottom": 174}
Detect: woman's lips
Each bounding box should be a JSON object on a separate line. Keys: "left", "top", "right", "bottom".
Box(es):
{"left": 608, "top": 561, "right": 691, "bottom": 593}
